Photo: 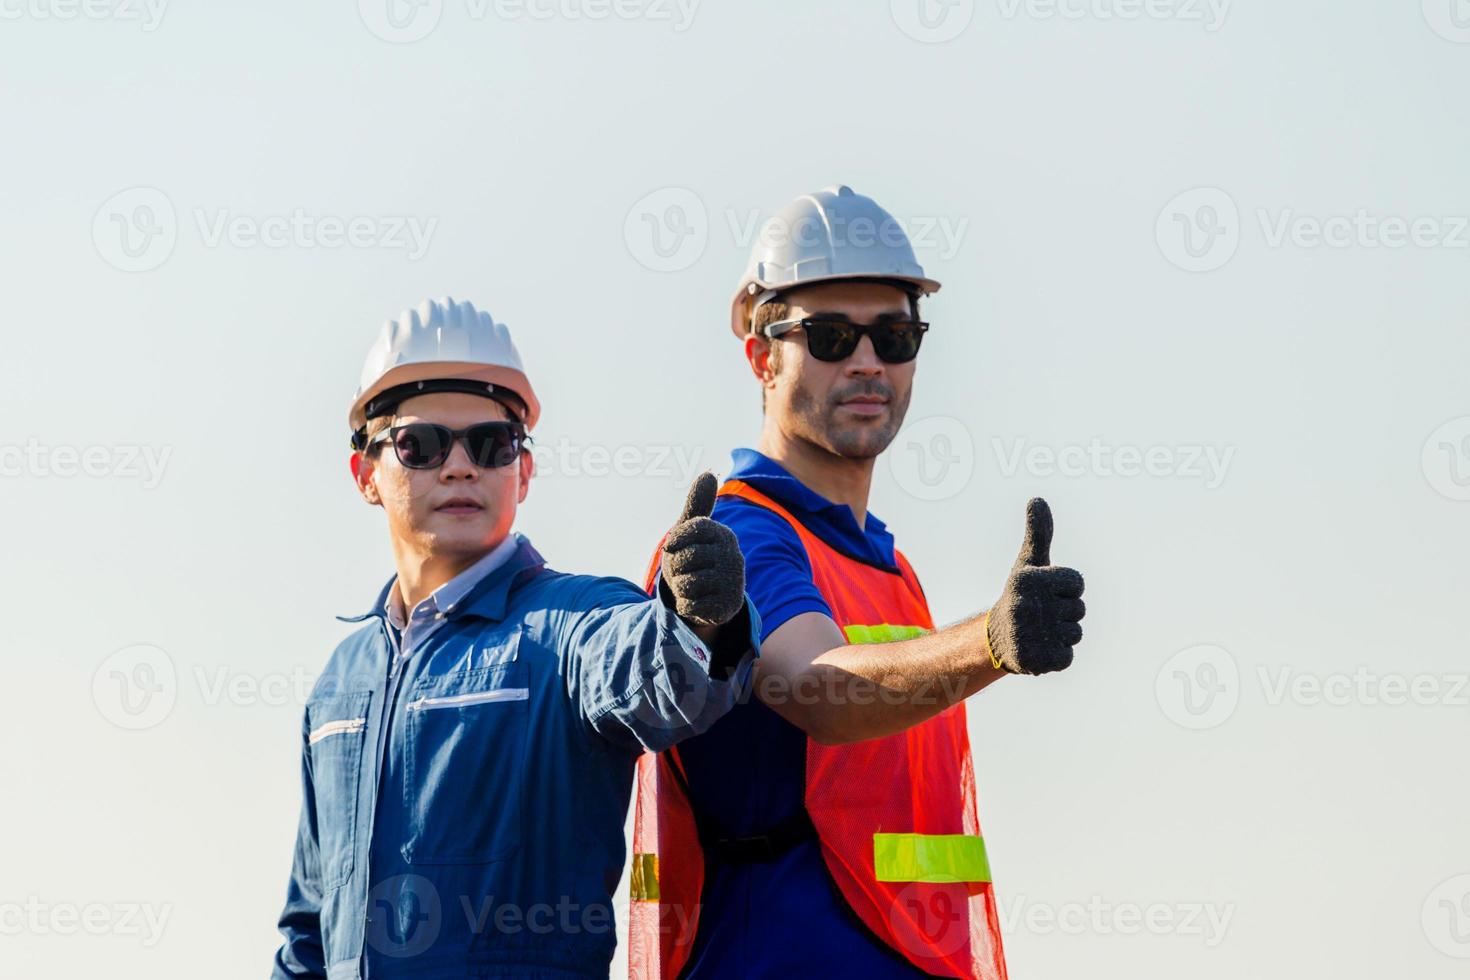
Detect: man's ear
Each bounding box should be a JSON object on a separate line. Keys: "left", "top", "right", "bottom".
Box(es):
{"left": 745, "top": 333, "right": 775, "bottom": 386}
{"left": 350, "top": 451, "right": 383, "bottom": 506}
{"left": 516, "top": 447, "right": 534, "bottom": 505}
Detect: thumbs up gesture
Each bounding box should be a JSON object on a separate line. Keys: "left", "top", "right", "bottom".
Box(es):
{"left": 986, "top": 498, "right": 1086, "bottom": 675}
{"left": 660, "top": 472, "right": 747, "bottom": 628}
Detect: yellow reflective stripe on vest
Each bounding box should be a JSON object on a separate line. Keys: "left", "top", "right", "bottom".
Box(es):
{"left": 630, "top": 852, "right": 660, "bottom": 901}
{"left": 873, "top": 833, "right": 991, "bottom": 883}
{"left": 843, "top": 623, "right": 930, "bottom": 645}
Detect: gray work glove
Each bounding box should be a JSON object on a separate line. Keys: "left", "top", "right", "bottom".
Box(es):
{"left": 986, "top": 498, "right": 1086, "bottom": 675}
{"left": 659, "top": 472, "right": 746, "bottom": 628}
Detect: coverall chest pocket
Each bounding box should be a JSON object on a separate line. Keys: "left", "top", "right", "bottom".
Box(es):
{"left": 305, "top": 691, "right": 372, "bottom": 892}
{"left": 403, "top": 640, "right": 530, "bottom": 866}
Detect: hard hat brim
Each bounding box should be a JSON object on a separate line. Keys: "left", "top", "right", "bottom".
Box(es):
{"left": 728, "top": 272, "right": 942, "bottom": 339}
{"left": 349, "top": 362, "right": 541, "bottom": 432}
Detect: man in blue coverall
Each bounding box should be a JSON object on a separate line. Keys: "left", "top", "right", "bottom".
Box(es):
{"left": 271, "top": 297, "right": 759, "bottom": 979}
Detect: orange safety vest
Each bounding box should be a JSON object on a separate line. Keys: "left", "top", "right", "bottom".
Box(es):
{"left": 629, "top": 480, "right": 1007, "bottom": 979}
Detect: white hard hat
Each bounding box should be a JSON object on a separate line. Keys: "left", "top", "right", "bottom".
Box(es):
{"left": 349, "top": 297, "right": 540, "bottom": 440}
{"left": 729, "top": 185, "right": 942, "bottom": 338}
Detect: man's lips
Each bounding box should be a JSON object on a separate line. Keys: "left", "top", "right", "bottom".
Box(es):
{"left": 838, "top": 394, "right": 890, "bottom": 416}
{"left": 434, "top": 498, "right": 484, "bottom": 514}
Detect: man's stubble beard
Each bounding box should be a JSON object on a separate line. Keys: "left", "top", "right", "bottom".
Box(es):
{"left": 788, "top": 379, "right": 913, "bottom": 461}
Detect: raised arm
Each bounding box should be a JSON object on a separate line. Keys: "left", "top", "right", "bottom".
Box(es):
{"left": 565, "top": 474, "right": 760, "bottom": 753}
{"left": 756, "top": 498, "right": 1085, "bottom": 744}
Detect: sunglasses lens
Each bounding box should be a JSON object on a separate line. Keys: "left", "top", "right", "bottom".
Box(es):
{"left": 872, "top": 322, "right": 925, "bottom": 363}
{"left": 465, "top": 423, "right": 524, "bottom": 469}
{"left": 803, "top": 321, "right": 861, "bottom": 362}
{"left": 392, "top": 424, "right": 453, "bottom": 468}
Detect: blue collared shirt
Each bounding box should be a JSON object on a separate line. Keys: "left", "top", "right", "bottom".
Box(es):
{"left": 383, "top": 534, "right": 520, "bottom": 657}
{"left": 272, "top": 534, "right": 759, "bottom": 980}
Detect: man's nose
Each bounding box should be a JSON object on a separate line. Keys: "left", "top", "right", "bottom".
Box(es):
{"left": 842, "top": 335, "right": 886, "bottom": 377}
{"left": 438, "top": 438, "right": 480, "bottom": 479}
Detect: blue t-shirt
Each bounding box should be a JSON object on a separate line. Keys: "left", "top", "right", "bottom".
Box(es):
{"left": 672, "top": 449, "right": 929, "bottom": 979}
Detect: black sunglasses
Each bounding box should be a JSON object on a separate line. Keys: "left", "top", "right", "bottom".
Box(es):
{"left": 368, "top": 421, "right": 527, "bottom": 470}
{"left": 762, "top": 317, "right": 929, "bottom": 364}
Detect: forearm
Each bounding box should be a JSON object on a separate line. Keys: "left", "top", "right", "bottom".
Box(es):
{"left": 572, "top": 584, "right": 759, "bottom": 752}
{"left": 758, "top": 614, "right": 1005, "bottom": 745}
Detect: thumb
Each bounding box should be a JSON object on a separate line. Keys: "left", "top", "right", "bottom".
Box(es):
{"left": 1015, "top": 497, "right": 1053, "bottom": 567}
{"left": 678, "top": 471, "right": 718, "bottom": 523}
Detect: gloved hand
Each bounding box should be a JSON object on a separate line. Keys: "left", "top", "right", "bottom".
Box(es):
{"left": 986, "top": 498, "right": 1086, "bottom": 675}
{"left": 659, "top": 472, "right": 746, "bottom": 628}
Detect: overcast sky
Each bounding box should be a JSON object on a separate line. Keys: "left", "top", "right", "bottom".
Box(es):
{"left": 2, "top": 2, "right": 1468, "bottom": 977}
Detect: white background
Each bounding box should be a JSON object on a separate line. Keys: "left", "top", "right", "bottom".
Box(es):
{"left": 2, "top": 1, "right": 1468, "bottom": 976}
